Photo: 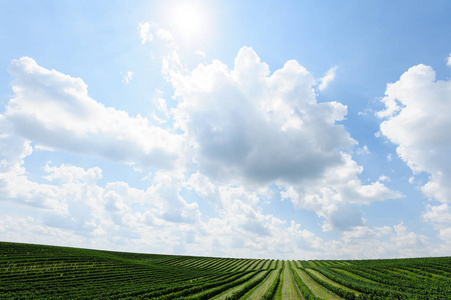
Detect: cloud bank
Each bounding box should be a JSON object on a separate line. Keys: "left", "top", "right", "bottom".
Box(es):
{"left": 6, "top": 57, "right": 185, "bottom": 170}
{"left": 1, "top": 40, "right": 424, "bottom": 259}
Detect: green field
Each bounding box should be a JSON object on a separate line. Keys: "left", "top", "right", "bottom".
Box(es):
{"left": 1, "top": 242, "right": 450, "bottom": 299}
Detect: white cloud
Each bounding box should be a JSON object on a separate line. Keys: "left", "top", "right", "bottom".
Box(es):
{"left": 378, "top": 175, "right": 390, "bottom": 182}
{"left": 167, "top": 47, "right": 400, "bottom": 231}
{"left": 138, "top": 24, "right": 182, "bottom": 76}
{"left": 152, "top": 89, "right": 170, "bottom": 119}
{"left": 156, "top": 28, "right": 173, "bottom": 41}
{"left": 138, "top": 22, "right": 173, "bottom": 44}
{"left": 146, "top": 170, "right": 201, "bottom": 224}
{"left": 318, "top": 65, "right": 338, "bottom": 91}
{"left": 0, "top": 142, "right": 316, "bottom": 258}
{"left": 0, "top": 142, "right": 206, "bottom": 251}
{"left": 5, "top": 57, "right": 185, "bottom": 170}
{"left": 342, "top": 226, "right": 390, "bottom": 242}
{"left": 0, "top": 115, "right": 31, "bottom": 175}
{"left": 356, "top": 145, "right": 370, "bottom": 155}
{"left": 447, "top": 53, "right": 451, "bottom": 67}
{"left": 195, "top": 50, "right": 206, "bottom": 57}
{"left": 281, "top": 153, "right": 402, "bottom": 230}
{"left": 172, "top": 48, "right": 354, "bottom": 185}
{"left": 185, "top": 172, "right": 218, "bottom": 204}
{"left": 338, "top": 223, "right": 433, "bottom": 259}
{"left": 390, "top": 222, "right": 429, "bottom": 255}
{"left": 43, "top": 162, "right": 102, "bottom": 184}
{"left": 438, "top": 227, "right": 451, "bottom": 241}
{"left": 138, "top": 22, "right": 153, "bottom": 44}
{"left": 121, "top": 71, "right": 133, "bottom": 84}
{"left": 377, "top": 63, "right": 451, "bottom": 204}
{"left": 0, "top": 145, "right": 439, "bottom": 259}
{"left": 424, "top": 203, "right": 451, "bottom": 225}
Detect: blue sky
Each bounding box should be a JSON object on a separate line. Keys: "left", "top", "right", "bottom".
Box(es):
{"left": 1, "top": 0, "right": 451, "bottom": 259}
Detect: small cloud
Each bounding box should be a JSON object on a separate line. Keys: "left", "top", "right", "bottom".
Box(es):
{"left": 138, "top": 22, "right": 153, "bottom": 44}
{"left": 121, "top": 71, "right": 133, "bottom": 84}
{"left": 356, "top": 145, "right": 370, "bottom": 155}
{"left": 151, "top": 112, "right": 166, "bottom": 124}
{"left": 138, "top": 23, "right": 174, "bottom": 44}
{"left": 157, "top": 28, "right": 173, "bottom": 41}
{"left": 447, "top": 53, "right": 451, "bottom": 67}
{"left": 132, "top": 166, "right": 142, "bottom": 173}
{"left": 195, "top": 50, "right": 206, "bottom": 58}
{"left": 153, "top": 89, "right": 169, "bottom": 118}
{"left": 358, "top": 108, "right": 374, "bottom": 117}
{"left": 387, "top": 154, "right": 393, "bottom": 161}
{"left": 378, "top": 175, "right": 390, "bottom": 182}
{"left": 318, "top": 66, "right": 338, "bottom": 91}
{"left": 34, "top": 144, "right": 55, "bottom": 151}
{"left": 141, "top": 172, "right": 152, "bottom": 181}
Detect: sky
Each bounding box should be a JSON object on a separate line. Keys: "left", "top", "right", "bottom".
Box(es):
{"left": 1, "top": 0, "right": 451, "bottom": 260}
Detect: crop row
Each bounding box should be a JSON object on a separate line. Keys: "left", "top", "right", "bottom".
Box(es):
{"left": 294, "top": 257, "right": 451, "bottom": 299}
{"left": 2, "top": 242, "right": 450, "bottom": 299}
{"left": 158, "top": 256, "right": 274, "bottom": 273}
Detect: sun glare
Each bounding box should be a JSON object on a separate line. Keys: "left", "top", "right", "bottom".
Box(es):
{"left": 171, "top": 3, "right": 206, "bottom": 40}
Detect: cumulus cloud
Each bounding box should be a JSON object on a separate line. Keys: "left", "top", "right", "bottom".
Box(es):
{"left": 424, "top": 202, "right": 451, "bottom": 241}
{"left": 167, "top": 46, "right": 401, "bottom": 230}
{"left": 0, "top": 115, "right": 31, "bottom": 175}
{"left": 447, "top": 53, "right": 451, "bottom": 67}
{"left": 377, "top": 62, "right": 451, "bottom": 244}
{"left": 281, "top": 153, "right": 402, "bottom": 230}
{"left": 424, "top": 203, "right": 451, "bottom": 224}
{"left": 172, "top": 47, "right": 354, "bottom": 184}
{"left": 5, "top": 57, "right": 185, "bottom": 170}
{"left": 146, "top": 170, "right": 201, "bottom": 224}
{"left": 377, "top": 64, "right": 451, "bottom": 204}
{"left": 0, "top": 139, "right": 315, "bottom": 258}
{"left": 318, "top": 65, "right": 338, "bottom": 91}
{"left": 390, "top": 223, "right": 430, "bottom": 255}
{"left": 0, "top": 138, "right": 204, "bottom": 250}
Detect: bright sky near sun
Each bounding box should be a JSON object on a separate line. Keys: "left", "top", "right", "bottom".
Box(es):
{"left": 1, "top": 0, "right": 451, "bottom": 259}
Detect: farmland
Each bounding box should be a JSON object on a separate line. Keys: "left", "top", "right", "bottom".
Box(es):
{"left": 1, "top": 242, "right": 450, "bottom": 299}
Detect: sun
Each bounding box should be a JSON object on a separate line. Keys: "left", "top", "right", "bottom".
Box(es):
{"left": 171, "top": 2, "right": 207, "bottom": 40}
